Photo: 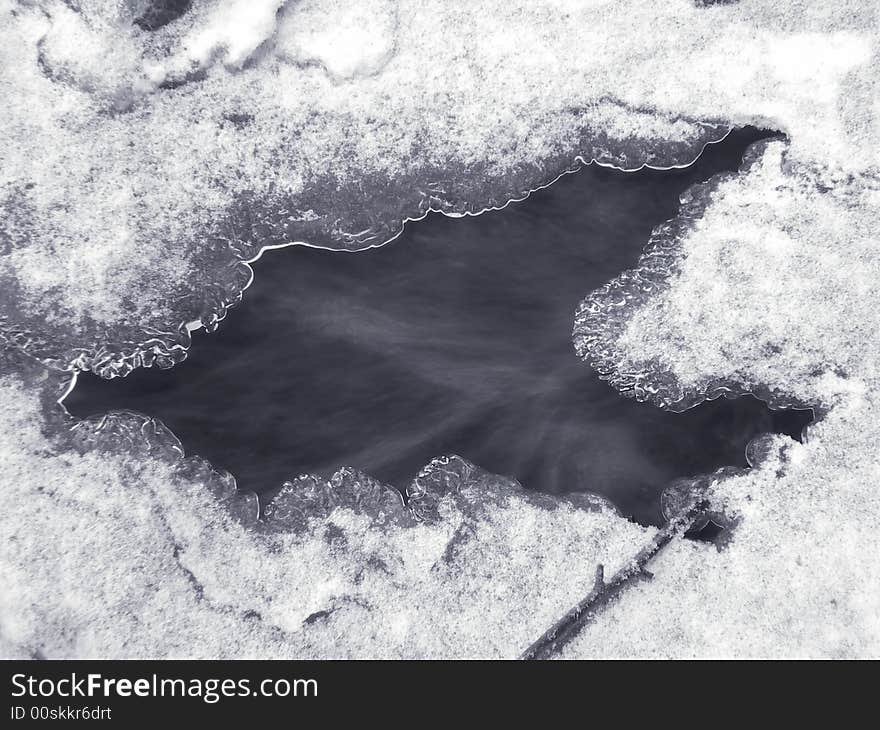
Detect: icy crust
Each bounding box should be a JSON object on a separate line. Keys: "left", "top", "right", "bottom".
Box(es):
{"left": 563, "top": 394, "right": 880, "bottom": 658}
{"left": 263, "top": 470, "right": 411, "bottom": 533}
{"left": 60, "top": 371, "right": 621, "bottom": 537}
{"left": 0, "top": 0, "right": 731, "bottom": 378}
{"left": 562, "top": 136, "right": 880, "bottom": 655}
{"left": 2, "top": 0, "right": 880, "bottom": 657}
{"left": 68, "top": 410, "right": 262, "bottom": 527}
{"left": 1, "top": 350, "right": 870, "bottom": 657}
{"left": 574, "top": 139, "right": 880, "bottom": 413}
{"left": 0, "top": 352, "right": 650, "bottom": 658}
{"left": 0, "top": 123, "right": 723, "bottom": 380}
{"left": 5, "top": 0, "right": 879, "bottom": 376}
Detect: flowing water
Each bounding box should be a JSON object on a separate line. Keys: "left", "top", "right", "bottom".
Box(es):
{"left": 66, "top": 127, "right": 812, "bottom": 525}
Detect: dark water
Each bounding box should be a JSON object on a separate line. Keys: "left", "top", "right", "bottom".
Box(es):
{"left": 66, "top": 127, "right": 811, "bottom": 525}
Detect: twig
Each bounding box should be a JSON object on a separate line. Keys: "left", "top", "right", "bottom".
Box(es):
{"left": 520, "top": 498, "right": 710, "bottom": 660}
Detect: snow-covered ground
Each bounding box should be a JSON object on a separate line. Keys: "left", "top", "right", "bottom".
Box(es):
{"left": 1, "top": 0, "right": 878, "bottom": 657}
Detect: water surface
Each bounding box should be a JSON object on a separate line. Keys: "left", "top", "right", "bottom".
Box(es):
{"left": 66, "top": 128, "right": 811, "bottom": 525}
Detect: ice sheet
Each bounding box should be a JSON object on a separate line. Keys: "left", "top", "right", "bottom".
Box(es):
{"left": 5, "top": 0, "right": 875, "bottom": 374}
{"left": 1, "top": 0, "right": 879, "bottom": 657}
{"left": 0, "top": 351, "right": 648, "bottom": 658}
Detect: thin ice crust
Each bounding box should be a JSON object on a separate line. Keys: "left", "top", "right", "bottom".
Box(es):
{"left": 1, "top": 0, "right": 880, "bottom": 658}
{"left": 7, "top": 0, "right": 878, "bottom": 376}
{"left": 1, "top": 0, "right": 732, "bottom": 376}
{"left": 0, "top": 351, "right": 647, "bottom": 658}
{"left": 575, "top": 140, "right": 880, "bottom": 413}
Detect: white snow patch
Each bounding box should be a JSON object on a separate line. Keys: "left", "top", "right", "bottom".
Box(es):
{"left": 0, "top": 368, "right": 648, "bottom": 658}
{"left": 2, "top": 0, "right": 876, "bottom": 361}
{"left": 1, "top": 0, "right": 879, "bottom": 658}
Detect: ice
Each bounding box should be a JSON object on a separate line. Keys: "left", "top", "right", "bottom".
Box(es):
{"left": 569, "top": 136, "right": 880, "bottom": 656}
{"left": 1, "top": 0, "right": 880, "bottom": 657}
{"left": 562, "top": 399, "right": 880, "bottom": 657}
{"left": 263, "top": 469, "right": 410, "bottom": 532}
{"left": 575, "top": 140, "right": 880, "bottom": 412}
{"left": 0, "top": 350, "right": 649, "bottom": 657}
{"left": 12, "top": 0, "right": 875, "bottom": 372}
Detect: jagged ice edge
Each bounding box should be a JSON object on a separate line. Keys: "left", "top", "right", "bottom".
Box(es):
{"left": 1, "top": 120, "right": 730, "bottom": 380}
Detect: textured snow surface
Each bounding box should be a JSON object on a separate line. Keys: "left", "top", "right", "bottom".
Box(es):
{"left": 2, "top": 0, "right": 876, "bottom": 373}
{"left": 565, "top": 134, "right": 880, "bottom": 655}
{"left": 0, "top": 351, "right": 648, "bottom": 658}
{"left": 564, "top": 397, "right": 880, "bottom": 658}
{"left": 1, "top": 0, "right": 880, "bottom": 657}
{"left": 575, "top": 140, "right": 880, "bottom": 412}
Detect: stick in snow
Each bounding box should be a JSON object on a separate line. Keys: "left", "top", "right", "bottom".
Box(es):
{"left": 520, "top": 497, "right": 710, "bottom": 660}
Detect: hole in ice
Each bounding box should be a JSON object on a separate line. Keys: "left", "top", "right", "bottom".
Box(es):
{"left": 688, "top": 519, "right": 727, "bottom": 545}
{"left": 65, "top": 127, "right": 812, "bottom": 526}
{"left": 133, "top": 0, "right": 193, "bottom": 32}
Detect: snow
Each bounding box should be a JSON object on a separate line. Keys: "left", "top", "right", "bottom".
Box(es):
{"left": 566, "top": 129, "right": 880, "bottom": 656}
{"left": 7, "top": 0, "right": 874, "bottom": 374}
{"left": 575, "top": 140, "right": 880, "bottom": 412}
{"left": 0, "top": 351, "right": 647, "bottom": 658}
{"left": 563, "top": 395, "right": 880, "bottom": 657}
{"left": 1, "top": 0, "right": 879, "bottom": 657}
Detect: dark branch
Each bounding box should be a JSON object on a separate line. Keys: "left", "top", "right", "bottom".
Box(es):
{"left": 520, "top": 497, "right": 710, "bottom": 660}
